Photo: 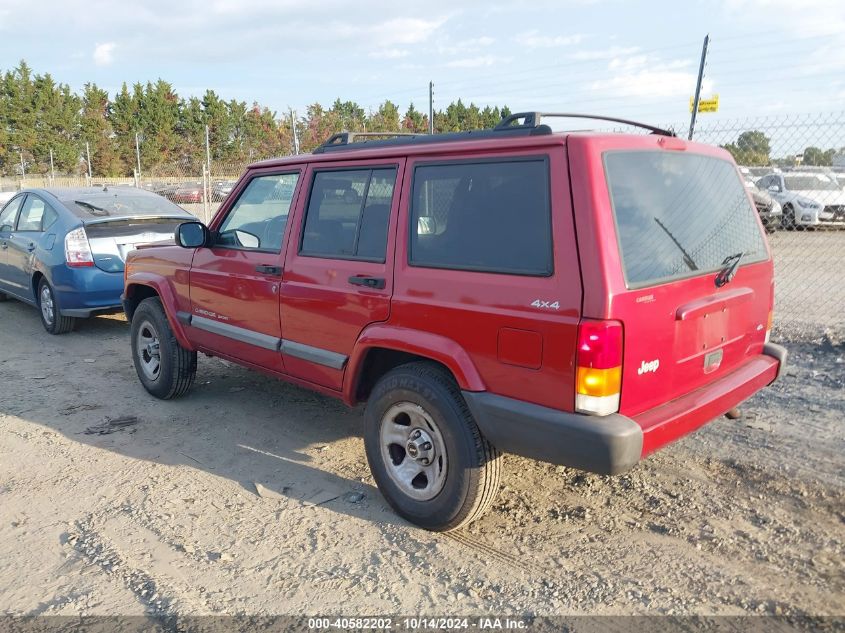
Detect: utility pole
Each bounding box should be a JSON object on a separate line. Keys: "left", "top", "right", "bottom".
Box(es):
{"left": 49, "top": 149, "right": 54, "bottom": 182}
{"left": 291, "top": 109, "right": 300, "bottom": 155}
{"left": 204, "top": 125, "right": 212, "bottom": 177}
{"left": 135, "top": 132, "right": 142, "bottom": 181}
{"left": 688, "top": 34, "right": 710, "bottom": 141}
{"left": 85, "top": 142, "right": 92, "bottom": 182}
{"left": 20, "top": 152, "right": 25, "bottom": 178}
{"left": 428, "top": 81, "right": 434, "bottom": 134}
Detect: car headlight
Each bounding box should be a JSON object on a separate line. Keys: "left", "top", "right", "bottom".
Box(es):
{"left": 796, "top": 198, "right": 821, "bottom": 209}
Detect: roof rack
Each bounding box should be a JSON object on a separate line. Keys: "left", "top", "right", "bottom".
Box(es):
{"left": 312, "top": 111, "right": 674, "bottom": 154}
{"left": 496, "top": 112, "right": 676, "bottom": 137}
{"left": 319, "top": 131, "right": 420, "bottom": 149}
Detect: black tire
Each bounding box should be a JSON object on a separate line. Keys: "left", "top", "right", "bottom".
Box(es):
{"left": 782, "top": 205, "right": 796, "bottom": 231}
{"left": 37, "top": 278, "right": 76, "bottom": 334}
{"left": 364, "top": 362, "right": 501, "bottom": 531}
{"left": 131, "top": 297, "right": 197, "bottom": 399}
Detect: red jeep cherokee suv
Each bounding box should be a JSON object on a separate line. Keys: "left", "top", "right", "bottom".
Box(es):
{"left": 123, "top": 113, "right": 787, "bottom": 531}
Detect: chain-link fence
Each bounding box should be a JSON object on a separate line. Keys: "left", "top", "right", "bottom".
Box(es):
{"left": 666, "top": 112, "right": 845, "bottom": 344}
{"left": 0, "top": 162, "right": 248, "bottom": 225}
{"left": 1, "top": 112, "right": 843, "bottom": 344}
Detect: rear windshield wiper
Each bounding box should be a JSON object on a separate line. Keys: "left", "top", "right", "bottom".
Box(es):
{"left": 74, "top": 200, "right": 110, "bottom": 216}
{"left": 715, "top": 252, "right": 744, "bottom": 287}
{"left": 654, "top": 217, "right": 698, "bottom": 271}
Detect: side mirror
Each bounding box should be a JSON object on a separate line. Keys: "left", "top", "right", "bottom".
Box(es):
{"left": 0, "top": 224, "right": 12, "bottom": 233}
{"left": 176, "top": 221, "right": 210, "bottom": 248}
{"left": 767, "top": 185, "right": 780, "bottom": 193}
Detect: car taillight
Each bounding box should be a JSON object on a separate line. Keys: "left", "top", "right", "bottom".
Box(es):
{"left": 575, "top": 319, "right": 623, "bottom": 416}
{"left": 765, "top": 310, "right": 773, "bottom": 343}
{"left": 65, "top": 227, "right": 94, "bottom": 267}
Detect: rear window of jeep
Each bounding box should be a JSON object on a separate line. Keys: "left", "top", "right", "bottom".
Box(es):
{"left": 409, "top": 159, "right": 552, "bottom": 276}
{"left": 605, "top": 151, "right": 767, "bottom": 288}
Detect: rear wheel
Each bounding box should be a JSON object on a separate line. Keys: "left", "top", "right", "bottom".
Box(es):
{"left": 131, "top": 297, "right": 196, "bottom": 399}
{"left": 38, "top": 279, "right": 76, "bottom": 334}
{"left": 364, "top": 362, "right": 501, "bottom": 531}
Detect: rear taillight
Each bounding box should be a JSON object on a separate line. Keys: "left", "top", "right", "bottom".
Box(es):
{"left": 765, "top": 310, "right": 773, "bottom": 343}
{"left": 65, "top": 227, "right": 94, "bottom": 267}
{"left": 576, "top": 319, "right": 623, "bottom": 416}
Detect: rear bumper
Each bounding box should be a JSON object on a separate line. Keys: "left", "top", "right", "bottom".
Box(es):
{"left": 463, "top": 343, "right": 787, "bottom": 476}
{"left": 50, "top": 264, "right": 125, "bottom": 317}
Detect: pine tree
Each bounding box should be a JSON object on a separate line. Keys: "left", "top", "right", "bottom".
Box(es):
{"left": 81, "top": 83, "right": 121, "bottom": 175}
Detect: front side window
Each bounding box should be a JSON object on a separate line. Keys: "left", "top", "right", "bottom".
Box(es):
{"left": 409, "top": 159, "right": 552, "bottom": 276}
{"left": 301, "top": 168, "right": 397, "bottom": 261}
{"left": 17, "top": 195, "right": 49, "bottom": 232}
{"left": 216, "top": 173, "right": 300, "bottom": 252}
{"left": 0, "top": 196, "right": 24, "bottom": 231}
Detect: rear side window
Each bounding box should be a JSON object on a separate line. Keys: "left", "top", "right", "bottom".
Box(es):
{"left": 605, "top": 151, "right": 767, "bottom": 288}
{"left": 301, "top": 168, "right": 397, "bottom": 261}
{"left": 17, "top": 195, "right": 49, "bottom": 231}
{"left": 409, "top": 159, "right": 552, "bottom": 276}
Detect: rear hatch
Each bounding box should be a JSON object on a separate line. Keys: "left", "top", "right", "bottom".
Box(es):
{"left": 85, "top": 218, "right": 186, "bottom": 272}
{"left": 596, "top": 143, "right": 772, "bottom": 417}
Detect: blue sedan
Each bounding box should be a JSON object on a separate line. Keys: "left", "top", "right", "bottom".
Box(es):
{"left": 0, "top": 187, "right": 194, "bottom": 334}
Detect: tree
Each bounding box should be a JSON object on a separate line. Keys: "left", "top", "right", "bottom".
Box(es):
{"left": 723, "top": 130, "right": 771, "bottom": 166}
{"left": 401, "top": 103, "right": 427, "bottom": 133}
{"left": 801, "top": 146, "right": 835, "bottom": 166}
{"left": 81, "top": 83, "right": 121, "bottom": 175}
{"left": 0, "top": 59, "right": 514, "bottom": 175}
{"left": 368, "top": 100, "right": 400, "bottom": 132}
{"left": 330, "top": 99, "right": 366, "bottom": 131}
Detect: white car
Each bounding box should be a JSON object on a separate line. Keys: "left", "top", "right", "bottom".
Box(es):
{"left": 757, "top": 172, "right": 845, "bottom": 229}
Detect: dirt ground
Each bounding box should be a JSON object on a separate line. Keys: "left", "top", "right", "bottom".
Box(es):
{"left": 0, "top": 299, "right": 843, "bottom": 619}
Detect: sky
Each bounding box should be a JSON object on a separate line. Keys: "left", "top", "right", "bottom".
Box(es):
{"left": 0, "top": 0, "right": 844, "bottom": 130}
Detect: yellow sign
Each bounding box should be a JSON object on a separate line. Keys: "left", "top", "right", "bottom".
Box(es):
{"left": 689, "top": 94, "right": 719, "bottom": 113}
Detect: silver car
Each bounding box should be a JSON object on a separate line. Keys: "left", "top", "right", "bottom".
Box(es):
{"left": 757, "top": 172, "right": 845, "bottom": 229}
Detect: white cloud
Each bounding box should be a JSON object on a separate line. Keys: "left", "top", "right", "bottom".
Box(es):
{"left": 591, "top": 69, "right": 713, "bottom": 99}
{"left": 571, "top": 46, "right": 640, "bottom": 61}
{"left": 369, "top": 48, "right": 409, "bottom": 60}
{"left": 437, "top": 35, "right": 495, "bottom": 54}
{"left": 446, "top": 55, "right": 504, "bottom": 68}
{"left": 724, "top": 0, "right": 845, "bottom": 37}
{"left": 368, "top": 17, "right": 446, "bottom": 46}
{"left": 514, "top": 31, "right": 584, "bottom": 48}
{"left": 93, "top": 42, "right": 116, "bottom": 66}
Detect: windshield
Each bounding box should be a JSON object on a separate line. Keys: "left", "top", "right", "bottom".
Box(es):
{"left": 604, "top": 151, "right": 767, "bottom": 288}
{"left": 784, "top": 175, "right": 841, "bottom": 191}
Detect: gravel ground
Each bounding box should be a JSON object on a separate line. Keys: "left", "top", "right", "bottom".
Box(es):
{"left": 769, "top": 230, "right": 845, "bottom": 343}
{"left": 0, "top": 299, "right": 843, "bottom": 620}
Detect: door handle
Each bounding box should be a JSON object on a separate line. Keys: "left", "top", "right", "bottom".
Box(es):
{"left": 255, "top": 264, "right": 282, "bottom": 276}
{"left": 27, "top": 243, "right": 36, "bottom": 252}
{"left": 348, "top": 275, "right": 386, "bottom": 289}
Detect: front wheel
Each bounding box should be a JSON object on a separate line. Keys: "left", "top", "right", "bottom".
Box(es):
{"left": 364, "top": 362, "right": 501, "bottom": 531}
{"left": 38, "top": 278, "right": 76, "bottom": 334}
{"left": 782, "top": 205, "right": 796, "bottom": 231}
{"left": 131, "top": 297, "right": 197, "bottom": 399}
